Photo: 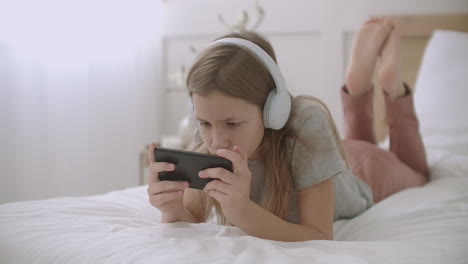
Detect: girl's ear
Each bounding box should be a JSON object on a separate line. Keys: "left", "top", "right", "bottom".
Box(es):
{"left": 187, "top": 97, "right": 197, "bottom": 127}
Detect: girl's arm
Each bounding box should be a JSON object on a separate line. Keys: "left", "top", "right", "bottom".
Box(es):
{"left": 160, "top": 188, "right": 201, "bottom": 223}
{"left": 181, "top": 188, "right": 207, "bottom": 223}
{"left": 231, "top": 177, "right": 334, "bottom": 241}
{"left": 164, "top": 187, "right": 211, "bottom": 223}
{"left": 201, "top": 147, "right": 334, "bottom": 241}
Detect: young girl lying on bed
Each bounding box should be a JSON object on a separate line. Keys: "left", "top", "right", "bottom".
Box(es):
{"left": 147, "top": 17, "right": 429, "bottom": 242}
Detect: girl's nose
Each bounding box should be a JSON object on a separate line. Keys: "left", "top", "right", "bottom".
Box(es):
{"left": 212, "top": 131, "right": 229, "bottom": 150}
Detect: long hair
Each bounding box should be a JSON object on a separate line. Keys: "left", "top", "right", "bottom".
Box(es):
{"left": 185, "top": 31, "right": 346, "bottom": 225}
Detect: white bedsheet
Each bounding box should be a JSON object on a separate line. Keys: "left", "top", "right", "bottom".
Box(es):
{"left": 1, "top": 151, "right": 468, "bottom": 264}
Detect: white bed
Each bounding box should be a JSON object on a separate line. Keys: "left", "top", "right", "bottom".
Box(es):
{"left": 1, "top": 15, "right": 468, "bottom": 264}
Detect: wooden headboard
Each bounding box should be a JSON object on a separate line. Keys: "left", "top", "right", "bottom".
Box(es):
{"left": 373, "top": 13, "right": 468, "bottom": 141}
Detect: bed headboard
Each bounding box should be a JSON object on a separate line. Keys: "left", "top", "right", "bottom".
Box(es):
{"left": 373, "top": 13, "right": 468, "bottom": 142}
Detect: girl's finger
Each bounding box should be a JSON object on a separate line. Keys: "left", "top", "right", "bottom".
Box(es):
{"left": 199, "top": 167, "right": 234, "bottom": 184}
{"left": 203, "top": 180, "right": 230, "bottom": 195}
{"left": 217, "top": 146, "right": 249, "bottom": 178}
{"left": 149, "top": 162, "right": 175, "bottom": 174}
{"left": 207, "top": 189, "right": 226, "bottom": 204}
{"left": 216, "top": 148, "right": 244, "bottom": 167}
{"left": 147, "top": 162, "right": 175, "bottom": 183}
{"left": 148, "top": 142, "right": 157, "bottom": 163}
{"left": 232, "top": 145, "right": 247, "bottom": 160}
{"left": 147, "top": 181, "right": 188, "bottom": 195}
{"left": 151, "top": 191, "right": 184, "bottom": 206}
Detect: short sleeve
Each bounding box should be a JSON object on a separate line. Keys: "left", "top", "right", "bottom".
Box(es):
{"left": 289, "top": 104, "right": 346, "bottom": 191}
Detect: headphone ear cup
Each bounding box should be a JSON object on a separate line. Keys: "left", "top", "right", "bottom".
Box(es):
{"left": 263, "top": 91, "right": 275, "bottom": 129}
{"left": 263, "top": 89, "right": 291, "bottom": 130}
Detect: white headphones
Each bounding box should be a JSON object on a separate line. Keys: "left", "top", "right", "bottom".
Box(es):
{"left": 190, "top": 37, "right": 291, "bottom": 130}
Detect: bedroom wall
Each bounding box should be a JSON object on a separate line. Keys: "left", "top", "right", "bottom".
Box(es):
{"left": 1, "top": 0, "right": 467, "bottom": 204}
{"left": 159, "top": 0, "right": 468, "bottom": 138}
{"left": 0, "top": 1, "right": 164, "bottom": 204}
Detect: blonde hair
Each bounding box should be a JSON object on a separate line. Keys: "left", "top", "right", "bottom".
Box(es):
{"left": 185, "top": 31, "right": 346, "bottom": 225}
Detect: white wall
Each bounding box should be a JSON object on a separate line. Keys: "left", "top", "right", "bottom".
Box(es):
{"left": 160, "top": 0, "right": 468, "bottom": 137}
{"left": 0, "top": 0, "right": 164, "bottom": 203}
{"left": 1, "top": 0, "right": 467, "bottom": 204}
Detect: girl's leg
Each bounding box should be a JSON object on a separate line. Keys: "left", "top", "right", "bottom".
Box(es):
{"left": 341, "top": 86, "right": 376, "bottom": 143}
{"left": 378, "top": 26, "right": 430, "bottom": 177}
{"left": 342, "top": 19, "right": 429, "bottom": 203}
{"left": 344, "top": 88, "right": 429, "bottom": 203}
{"left": 343, "top": 139, "right": 427, "bottom": 203}
{"left": 343, "top": 17, "right": 393, "bottom": 144}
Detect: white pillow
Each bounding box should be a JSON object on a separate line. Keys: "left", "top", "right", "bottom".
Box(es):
{"left": 414, "top": 30, "right": 468, "bottom": 156}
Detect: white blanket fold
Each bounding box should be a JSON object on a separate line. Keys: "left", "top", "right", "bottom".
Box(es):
{"left": 1, "top": 167, "right": 467, "bottom": 264}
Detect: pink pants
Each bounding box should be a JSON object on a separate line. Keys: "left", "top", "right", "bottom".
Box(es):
{"left": 341, "top": 85, "right": 429, "bottom": 203}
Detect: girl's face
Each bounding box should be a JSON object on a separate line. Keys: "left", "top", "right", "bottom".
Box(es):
{"left": 192, "top": 90, "right": 265, "bottom": 160}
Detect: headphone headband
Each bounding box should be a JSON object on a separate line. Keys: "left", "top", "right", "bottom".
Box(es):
{"left": 208, "top": 38, "right": 288, "bottom": 95}
{"left": 204, "top": 37, "right": 291, "bottom": 130}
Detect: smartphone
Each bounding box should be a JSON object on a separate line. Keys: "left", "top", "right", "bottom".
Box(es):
{"left": 154, "top": 147, "right": 233, "bottom": 190}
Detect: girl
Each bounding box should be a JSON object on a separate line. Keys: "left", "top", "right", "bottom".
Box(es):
{"left": 147, "top": 17, "right": 429, "bottom": 242}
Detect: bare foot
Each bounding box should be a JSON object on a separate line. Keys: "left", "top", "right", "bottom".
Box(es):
{"left": 346, "top": 17, "right": 393, "bottom": 96}
{"left": 377, "top": 23, "right": 406, "bottom": 99}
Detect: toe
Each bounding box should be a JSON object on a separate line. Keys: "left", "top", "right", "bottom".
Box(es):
{"left": 366, "top": 16, "right": 380, "bottom": 24}
{"left": 381, "top": 18, "right": 393, "bottom": 32}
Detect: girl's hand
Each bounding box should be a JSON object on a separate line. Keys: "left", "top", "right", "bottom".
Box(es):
{"left": 147, "top": 142, "right": 189, "bottom": 219}
{"left": 200, "top": 145, "right": 252, "bottom": 222}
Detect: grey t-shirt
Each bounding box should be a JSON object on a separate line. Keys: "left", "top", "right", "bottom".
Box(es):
{"left": 249, "top": 97, "right": 374, "bottom": 222}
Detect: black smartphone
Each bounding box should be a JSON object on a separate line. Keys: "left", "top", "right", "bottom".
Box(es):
{"left": 154, "top": 147, "right": 233, "bottom": 190}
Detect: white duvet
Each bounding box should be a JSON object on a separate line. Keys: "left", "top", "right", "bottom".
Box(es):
{"left": 1, "top": 150, "right": 468, "bottom": 264}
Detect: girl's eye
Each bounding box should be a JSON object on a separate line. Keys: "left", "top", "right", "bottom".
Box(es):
{"left": 199, "top": 122, "right": 211, "bottom": 127}
{"left": 227, "top": 122, "right": 239, "bottom": 127}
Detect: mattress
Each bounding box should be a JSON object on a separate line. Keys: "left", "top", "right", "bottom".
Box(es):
{"left": 1, "top": 149, "right": 467, "bottom": 264}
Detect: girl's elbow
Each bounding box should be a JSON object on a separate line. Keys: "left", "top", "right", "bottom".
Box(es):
{"left": 304, "top": 227, "right": 333, "bottom": 241}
